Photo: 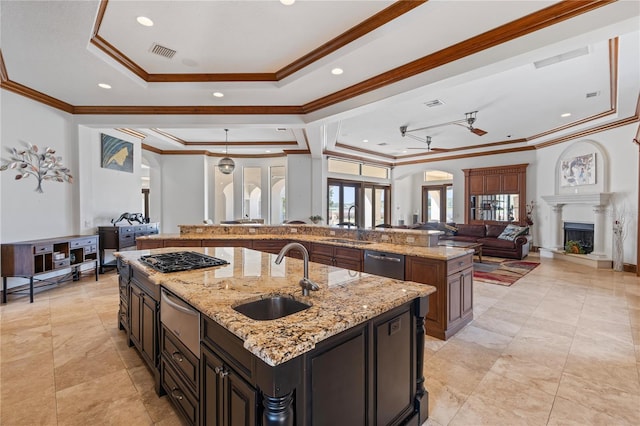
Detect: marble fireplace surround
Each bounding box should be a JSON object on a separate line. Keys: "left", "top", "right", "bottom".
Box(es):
{"left": 540, "top": 192, "right": 613, "bottom": 268}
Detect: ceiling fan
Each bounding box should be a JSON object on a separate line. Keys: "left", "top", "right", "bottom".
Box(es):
{"left": 401, "top": 111, "right": 488, "bottom": 137}
{"left": 399, "top": 130, "right": 448, "bottom": 152}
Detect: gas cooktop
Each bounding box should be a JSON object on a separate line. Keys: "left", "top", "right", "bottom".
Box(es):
{"left": 139, "top": 251, "right": 229, "bottom": 273}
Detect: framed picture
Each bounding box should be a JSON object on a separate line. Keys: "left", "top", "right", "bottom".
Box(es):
{"left": 560, "top": 153, "right": 595, "bottom": 186}
{"left": 101, "top": 133, "right": 133, "bottom": 173}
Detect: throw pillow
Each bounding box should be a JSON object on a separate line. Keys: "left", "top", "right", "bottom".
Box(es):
{"left": 497, "top": 224, "right": 529, "bottom": 241}
{"left": 443, "top": 223, "right": 458, "bottom": 234}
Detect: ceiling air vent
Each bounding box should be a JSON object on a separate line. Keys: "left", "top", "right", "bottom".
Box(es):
{"left": 377, "top": 142, "right": 389, "bottom": 146}
{"left": 150, "top": 43, "right": 177, "bottom": 59}
{"left": 424, "top": 99, "right": 444, "bottom": 107}
{"left": 586, "top": 91, "right": 600, "bottom": 98}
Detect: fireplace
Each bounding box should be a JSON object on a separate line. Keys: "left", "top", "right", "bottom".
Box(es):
{"left": 563, "top": 222, "right": 594, "bottom": 254}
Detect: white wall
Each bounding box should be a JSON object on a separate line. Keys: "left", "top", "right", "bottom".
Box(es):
{"left": 160, "top": 155, "right": 207, "bottom": 233}
{"left": 287, "top": 155, "right": 313, "bottom": 221}
{"left": 1, "top": 91, "right": 77, "bottom": 242}
{"left": 77, "top": 127, "right": 143, "bottom": 232}
{"left": 142, "top": 149, "right": 163, "bottom": 225}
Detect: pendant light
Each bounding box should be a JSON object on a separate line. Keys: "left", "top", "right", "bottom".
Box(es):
{"left": 218, "top": 129, "right": 235, "bottom": 174}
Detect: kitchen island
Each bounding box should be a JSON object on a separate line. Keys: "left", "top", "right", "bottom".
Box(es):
{"left": 116, "top": 247, "right": 436, "bottom": 425}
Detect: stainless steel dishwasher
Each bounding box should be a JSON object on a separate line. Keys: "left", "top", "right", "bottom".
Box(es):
{"left": 363, "top": 250, "right": 405, "bottom": 280}
{"left": 160, "top": 289, "right": 200, "bottom": 358}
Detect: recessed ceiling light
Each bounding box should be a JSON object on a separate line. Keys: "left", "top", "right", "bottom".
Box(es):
{"left": 98, "top": 83, "right": 111, "bottom": 89}
{"left": 363, "top": 139, "right": 368, "bottom": 143}
{"left": 402, "top": 150, "right": 407, "bottom": 153}
{"left": 266, "top": 150, "right": 271, "bottom": 153}
{"left": 280, "top": 0, "right": 295, "bottom": 5}
{"left": 213, "top": 92, "right": 224, "bottom": 98}
{"left": 136, "top": 16, "right": 154, "bottom": 27}
{"left": 331, "top": 68, "right": 344, "bottom": 75}
{"left": 561, "top": 113, "right": 572, "bottom": 117}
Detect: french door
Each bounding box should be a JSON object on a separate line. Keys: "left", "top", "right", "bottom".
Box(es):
{"left": 422, "top": 184, "right": 453, "bottom": 223}
{"left": 328, "top": 179, "right": 390, "bottom": 228}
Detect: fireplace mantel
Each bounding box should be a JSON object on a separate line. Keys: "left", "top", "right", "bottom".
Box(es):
{"left": 541, "top": 193, "right": 613, "bottom": 206}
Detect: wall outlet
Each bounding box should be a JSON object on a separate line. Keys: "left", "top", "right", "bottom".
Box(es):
{"left": 290, "top": 228, "right": 298, "bottom": 233}
{"left": 406, "top": 236, "right": 415, "bottom": 243}
{"left": 195, "top": 228, "right": 203, "bottom": 233}
{"left": 381, "top": 234, "right": 390, "bottom": 241}
{"left": 249, "top": 228, "right": 256, "bottom": 234}
{"left": 329, "top": 230, "right": 336, "bottom": 236}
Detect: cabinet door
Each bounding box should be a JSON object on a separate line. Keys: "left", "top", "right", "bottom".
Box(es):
{"left": 141, "top": 294, "right": 158, "bottom": 367}
{"left": 501, "top": 173, "right": 520, "bottom": 192}
{"left": 309, "top": 329, "right": 366, "bottom": 425}
{"left": 461, "top": 268, "right": 473, "bottom": 317}
{"left": 376, "top": 310, "right": 413, "bottom": 425}
{"left": 202, "top": 347, "right": 224, "bottom": 426}
{"left": 405, "top": 256, "right": 445, "bottom": 330}
{"left": 310, "top": 253, "right": 333, "bottom": 266}
{"left": 484, "top": 175, "right": 501, "bottom": 194}
{"left": 224, "top": 369, "right": 257, "bottom": 426}
{"left": 202, "top": 345, "right": 257, "bottom": 426}
{"left": 469, "top": 175, "right": 484, "bottom": 195}
{"left": 447, "top": 272, "right": 462, "bottom": 323}
{"left": 129, "top": 284, "right": 143, "bottom": 348}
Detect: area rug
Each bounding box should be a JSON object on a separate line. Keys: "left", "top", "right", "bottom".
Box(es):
{"left": 473, "top": 257, "right": 540, "bottom": 286}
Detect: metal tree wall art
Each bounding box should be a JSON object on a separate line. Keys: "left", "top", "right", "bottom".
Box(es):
{"left": 0, "top": 142, "right": 73, "bottom": 193}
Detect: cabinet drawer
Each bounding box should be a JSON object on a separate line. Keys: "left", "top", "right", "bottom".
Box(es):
{"left": 34, "top": 244, "right": 53, "bottom": 254}
{"left": 162, "top": 327, "right": 199, "bottom": 394}
{"left": 311, "top": 243, "right": 333, "bottom": 257}
{"left": 119, "top": 226, "right": 135, "bottom": 235}
{"left": 162, "top": 360, "right": 198, "bottom": 426}
{"left": 54, "top": 259, "right": 71, "bottom": 268}
{"left": 85, "top": 245, "right": 97, "bottom": 254}
{"left": 447, "top": 254, "right": 473, "bottom": 274}
{"left": 71, "top": 237, "right": 97, "bottom": 248}
{"left": 334, "top": 246, "right": 361, "bottom": 260}
{"left": 118, "top": 234, "right": 135, "bottom": 248}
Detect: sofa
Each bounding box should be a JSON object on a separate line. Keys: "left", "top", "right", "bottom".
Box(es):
{"left": 438, "top": 223, "right": 531, "bottom": 260}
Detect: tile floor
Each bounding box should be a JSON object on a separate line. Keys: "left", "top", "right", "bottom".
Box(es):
{"left": 1, "top": 255, "right": 639, "bottom": 425}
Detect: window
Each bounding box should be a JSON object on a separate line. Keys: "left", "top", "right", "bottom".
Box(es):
{"left": 328, "top": 158, "right": 390, "bottom": 179}
{"left": 328, "top": 179, "right": 390, "bottom": 228}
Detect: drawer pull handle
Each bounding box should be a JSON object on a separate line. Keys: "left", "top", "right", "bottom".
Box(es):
{"left": 171, "top": 388, "right": 184, "bottom": 401}
{"left": 458, "top": 261, "right": 464, "bottom": 266}
{"left": 214, "top": 366, "right": 229, "bottom": 378}
{"left": 366, "top": 254, "right": 401, "bottom": 262}
{"left": 171, "top": 351, "right": 184, "bottom": 363}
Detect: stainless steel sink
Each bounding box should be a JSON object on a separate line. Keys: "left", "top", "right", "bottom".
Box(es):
{"left": 324, "top": 238, "right": 372, "bottom": 245}
{"left": 233, "top": 296, "right": 311, "bottom": 321}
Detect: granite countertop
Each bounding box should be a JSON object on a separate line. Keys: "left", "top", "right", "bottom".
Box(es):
{"left": 138, "top": 233, "right": 472, "bottom": 261}
{"left": 116, "top": 247, "right": 436, "bottom": 367}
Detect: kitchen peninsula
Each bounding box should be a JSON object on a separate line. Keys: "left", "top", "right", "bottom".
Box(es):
{"left": 137, "top": 224, "right": 475, "bottom": 340}
{"left": 116, "top": 247, "right": 436, "bottom": 425}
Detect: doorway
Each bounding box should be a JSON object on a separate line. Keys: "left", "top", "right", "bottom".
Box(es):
{"left": 422, "top": 184, "right": 453, "bottom": 223}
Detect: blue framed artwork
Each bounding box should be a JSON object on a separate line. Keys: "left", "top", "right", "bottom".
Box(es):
{"left": 101, "top": 133, "right": 133, "bottom": 173}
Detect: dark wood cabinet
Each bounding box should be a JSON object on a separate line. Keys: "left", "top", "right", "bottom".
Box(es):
{"left": 310, "top": 243, "right": 362, "bottom": 270}
{"left": 251, "top": 239, "right": 288, "bottom": 254}
{"left": 405, "top": 253, "right": 473, "bottom": 340}
{"left": 98, "top": 223, "right": 158, "bottom": 272}
{"left": 1, "top": 235, "right": 99, "bottom": 303}
{"left": 201, "top": 345, "right": 257, "bottom": 426}
{"left": 128, "top": 268, "right": 161, "bottom": 393}
{"left": 463, "top": 164, "right": 528, "bottom": 225}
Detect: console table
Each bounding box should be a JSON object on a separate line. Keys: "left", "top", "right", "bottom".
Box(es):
{"left": 1, "top": 235, "right": 99, "bottom": 303}
{"left": 98, "top": 223, "right": 158, "bottom": 273}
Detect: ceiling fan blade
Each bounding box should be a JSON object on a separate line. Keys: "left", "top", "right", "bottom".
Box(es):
{"left": 470, "top": 127, "right": 487, "bottom": 136}
{"left": 430, "top": 147, "right": 449, "bottom": 151}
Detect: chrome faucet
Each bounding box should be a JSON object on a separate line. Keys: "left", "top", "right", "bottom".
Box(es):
{"left": 347, "top": 205, "right": 357, "bottom": 228}
{"left": 275, "top": 242, "right": 320, "bottom": 296}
